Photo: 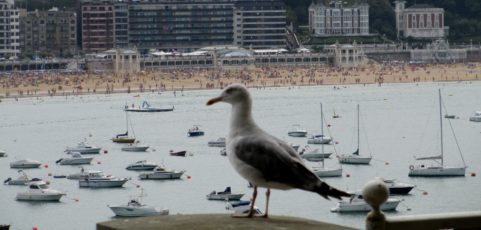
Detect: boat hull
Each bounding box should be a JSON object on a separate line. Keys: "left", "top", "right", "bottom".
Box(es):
{"left": 331, "top": 199, "right": 400, "bottom": 212}
{"left": 313, "top": 168, "right": 343, "bottom": 177}
{"left": 469, "top": 117, "right": 481, "bottom": 122}
{"left": 59, "top": 158, "right": 93, "bottom": 165}
{"left": 16, "top": 193, "right": 64, "bottom": 201}
{"left": 125, "top": 107, "right": 174, "bottom": 112}
{"left": 109, "top": 206, "right": 169, "bottom": 217}
{"left": 112, "top": 138, "right": 136, "bottom": 144}
{"left": 188, "top": 131, "right": 204, "bottom": 137}
{"left": 208, "top": 142, "right": 226, "bottom": 147}
{"left": 10, "top": 163, "right": 41, "bottom": 169}
{"left": 66, "top": 148, "right": 101, "bottom": 154}
{"left": 0, "top": 150, "right": 5, "bottom": 157}
{"left": 389, "top": 186, "right": 415, "bottom": 195}
{"left": 139, "top": 172, "right": 184, "bottom": 180}
{"left": 339, "top": 155, "right": 372, "bottom": 165}
{"left": 409, "top": 166, "right": 466, "bottom": 177}
{"left": 307, "top": 138, "right": 331, "bottom": 145}
{"left": 301, "top": 152, "right": 332, "bottom": 161}
{"left": 207, "top": 194, "right": 244, "bottom": 201}
{"left": 121, "top": 146, "right": 149, "bottom": 152}
{"left": 170, "top": 151, "right": 186, "bottom": 157}
{"left": 288, "top": 131, "right": 307, "bottom": 137}
{"left": 79, "top": 179, "right": 128, "bottom": 188}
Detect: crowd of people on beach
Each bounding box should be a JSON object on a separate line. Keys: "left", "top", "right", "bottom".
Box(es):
{"left": 0, "top": 62, "right": 479, "bottom": 98}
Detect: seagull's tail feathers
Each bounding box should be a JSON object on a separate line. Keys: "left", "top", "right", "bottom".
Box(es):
{"left": 314, "top": 182, "right": 351, "bottom": 200}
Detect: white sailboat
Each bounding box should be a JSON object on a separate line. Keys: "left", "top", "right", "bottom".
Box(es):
{"left": 307, "top": 103, "right": 332, "bottom": 144}
{"left": 409, "top": 89, "right": 467, "bottom": 177}
{"left": 112, "top": 111, "right": 136, "bottom": 143}
{"left": 338, "top": 104, "right": 372, "bottom": 165}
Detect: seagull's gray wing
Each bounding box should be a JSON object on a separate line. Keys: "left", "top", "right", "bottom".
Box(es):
{"left": 234, "top": 134, "right": 319, "bottom": 190}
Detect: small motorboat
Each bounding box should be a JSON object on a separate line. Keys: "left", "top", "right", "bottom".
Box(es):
{"left": 16, "top": 181, "right": 65, "bottom": 202}
{"left": 287, "top": 124, "right": 308, "bottom": 137}
{"left": 169, "top": 150, "right": 187, "bottom": 157}
{"left": 299, "top": 146, "right": 332, "bottom": 161}
{"left": 124, "top": 101, "right": 174, "bottom": 112}
{"left": 208, "top": 137, "right": 226, "bottom": 147}
{"left": 0, "top": 150, "right": 6, "bottom": 157}
{"left": 444, "top": 114, "right": 457, "bottom": 119}
{"left": 206, "top": 187, "right": 244, "bottom": 201}
{"left": 469, "top": 111, "right": 481, "bottom": 122}
{"left": 220, "top": 148, "right": 227, "bottom": 156}
{"left": 381, "top": 178, "right": 415, "bottom": 195}
{"left": 126, "top": 160, "right": 158, "bottom": 171}
{"left": 330, "top": 192, "right": 401, "bottom": 213}
{"left": 10, "top": 159, "right": 42, "bottom": 169}
{"left": 65, "top": 141, "right": 101, "bottom": 154}
{"left": 225, "top": 200, "right": 262, "bottom": 215}
{"left": 56, "top": 152, "right": 93, "bottom": 165}
{"left": 4, "top": 170, "right": 42, "bottom": 185}
{"left": 307, "top": 134, "right": 332, "bottom": 144}
{"left": 109, "top": 189, "right": 169, "bottom": 217}
{"left": 112, "top": 135, "right": 136, "bottom": 144}
{"left": 121, "top": 144, "right": 149, "bottom": 152}
{"left": 187, "top": 125, "right": 204, "bottom": 137}
{"left": 139, "top": 166, "right": 185, "bottom": 180}
{"left": 78, "top": 171, "right": 128, "bottom": 188}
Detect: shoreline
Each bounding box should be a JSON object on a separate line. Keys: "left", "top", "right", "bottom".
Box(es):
{"left": 1, "top": 63, "right": 481, "bottom": 100}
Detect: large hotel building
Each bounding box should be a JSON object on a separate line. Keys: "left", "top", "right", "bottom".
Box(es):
{"left": 81, "top": 0, "right": 286, "bottom": 53}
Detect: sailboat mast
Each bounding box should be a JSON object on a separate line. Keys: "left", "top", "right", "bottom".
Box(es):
{"left": 125, "top": 110, "right": 129, "bottom": 133}
{"left": 357, "top": 104, "right": 360, "bottom": 152}
{"left": 320, "top": 103, "right": 324, "bottom": 154}
{"left": 439, "top": 89, "right": 444, "bottom": 167}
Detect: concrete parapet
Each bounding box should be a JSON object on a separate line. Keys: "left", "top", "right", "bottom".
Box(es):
{"left": 97, "top": 214, "right": 355, "bottom": 230}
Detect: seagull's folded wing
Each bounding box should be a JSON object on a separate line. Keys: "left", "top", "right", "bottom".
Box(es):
{"left": 234, "top": 134, "right": 319, "bottom": 190}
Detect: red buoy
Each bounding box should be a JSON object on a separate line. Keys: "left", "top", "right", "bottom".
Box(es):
{"left": 335, "top": 141, "right": 339, "bottom": 144}
{"left": 33, "top": 227, "right": 38, "bottom": 230}
{"left": 471, "top": 172, "right": 476, "bottom": 177}
{"left": 74, "top": 198, "right": 80, "bottom": 202}
{"left": 44, "top": 164, "right": 49, "bottom": 168}
{"left": 48, "top": 173, "right": 52, "bottom": 176}
{"left": 187, "top": 175, "right": 192, "bottom": 179}
{"left": 422, "top": 191, "right": 428, "bottom": 195}
{"left": 103, "top": 150, "right": 108, "bottom": 154}
{"left": 346, "top": 174, "right": 350, "bottom": 178}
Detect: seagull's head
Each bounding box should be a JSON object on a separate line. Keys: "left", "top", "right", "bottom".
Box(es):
{"left": 206, "top": 84, "right": 250, "bottom": 106}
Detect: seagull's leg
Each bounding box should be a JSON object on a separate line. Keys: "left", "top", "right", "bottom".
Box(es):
{"left": 259, "top": 188, "right": 270, "bottom": 218}
{"left": 232, "top": 185, "right": 257, "bottom": 218}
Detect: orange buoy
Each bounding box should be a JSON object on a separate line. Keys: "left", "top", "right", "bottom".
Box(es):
{"left": 471, "top": 172, "right": 476, "bottom": 177}
{"left": 44, "top": 164, "right": 49, "bottom": 168}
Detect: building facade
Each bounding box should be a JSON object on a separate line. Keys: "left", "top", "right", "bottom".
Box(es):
{"left": 80, "top": 0, "right": 286, "bottom": 53}
{"left": 308, "top": 0, "right": 369, "bottom": 37}
{"left": 81, "top": 0, "right": 116, "bottom": 52}
{"left": 233, "top": 0, "right": 286, "bottom": 49}
{"left": 20, "top": 8, "right": 77, "bottom": 57}
{"left": 128, "top": 0, "right": 235, "bottom": 52}
{"left": 0, "top": 0, "right": 20, "bottom": 59}
{"left": 394, "top": 1, "right": 446, "bottom": 39}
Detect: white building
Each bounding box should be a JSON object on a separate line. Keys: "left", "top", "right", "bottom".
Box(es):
{"left": 394, "top": 1, "right": 447, "bottom": 39}
{"left": 325, "top": 41, "right": 367, "bottom": 67}
{"left": 0, "top": 0, "right": 20, "bottom": 59}
{"left": 308, "top": 0, "right": 369, "bottom": 37}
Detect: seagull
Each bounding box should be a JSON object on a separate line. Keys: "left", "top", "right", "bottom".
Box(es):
{"left": 207, "top": 84, "right": 350, "bottom": 218}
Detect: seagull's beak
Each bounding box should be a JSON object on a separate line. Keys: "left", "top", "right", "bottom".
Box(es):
{"left": 206, "top": 96, "right": 223, "bottom": 106}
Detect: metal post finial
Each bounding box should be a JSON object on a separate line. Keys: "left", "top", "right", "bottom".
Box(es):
{"left": 363, "top": 178, "right": 389, "bottom": 230}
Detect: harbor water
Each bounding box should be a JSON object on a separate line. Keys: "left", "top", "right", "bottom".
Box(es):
{"left": 1, "top": 82, "right": 481, "bottom": 229}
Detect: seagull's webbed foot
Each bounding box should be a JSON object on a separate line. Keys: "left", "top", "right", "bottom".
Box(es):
{"left": 231, "top": 211, "right": 255, "bottom": 218}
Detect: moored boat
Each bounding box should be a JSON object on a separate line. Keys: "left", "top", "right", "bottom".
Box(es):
{"left": 109, "top": 189, "right": 169, "bottom": 217}
{"left": 0, "top": 150, "right": 6, "bottom": 157}
{"left": 79, "top": 171, "right": 128, "bottom": 188}
{"left": 206, "top": 187, "right": 244, "bottom": 201}
{"left": 330, "top": 192, "right": 401, "bottom": 213}
{"left": 287, "top": 124, "right": 308, "bottom": 137}
{"left": 208, "top": 137, "right": 226, "bottom": 147}
{"left": 381, "top": 178, "right": 415, "bottom": 195}
{"left": 56, "top": 152, "right": 93, "bottom": 165}
{"left": 65, "top": 141, "right": 101, "bottom": 154}
{"left": 187, "top": 125, "right": 204, "bottom": 137}
{"left": 169, "top": 150, "right": 187, "bottom": 157}
{"left": 469, "top": 111, "right": 481, "bottom": 122}
{"left": 300, "top": 146, "right": 332, "bottom": 161}
{"left": 10, "top": 159, "right": 42, "bottom": 169}
{"left": 4, "top": 170, "right": 42, "bottom": 185}
{"left": 125, "top": 101, "right": 174, "bottom": 112}
{"left": 139, "top": 166, "right": 185, "bottom": 180}
{"left": 338, "top": 104, "right": 372, "bottom": 165}
{"left": 126, "top": 160, "right": 158, "bottom": 171}
{"left": 16, "top": 181, "right": 65, "bottom": 202}
{"left": 121, "top": 144, "right": 149, "bottom": 152}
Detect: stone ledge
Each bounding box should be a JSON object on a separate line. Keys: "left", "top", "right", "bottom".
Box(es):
{"left": 97, "top": 214, "right": 356, "bottom": 230}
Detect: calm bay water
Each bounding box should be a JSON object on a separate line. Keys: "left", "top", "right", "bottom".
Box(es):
{"left": 1, "top": 82, "right": 481, "bottom": 229}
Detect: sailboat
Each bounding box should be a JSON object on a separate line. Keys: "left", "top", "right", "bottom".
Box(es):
{"left": 338, "top": 104, "right": 372, "bottom": 165}
{"left": 307, "top": 103, "right": 332, "bottom": 145}
{"left": 408, "top": 89, "right": 467, "bottom": 177}
{"left": 112, "top": 111, "right": 136, "bottom": 143}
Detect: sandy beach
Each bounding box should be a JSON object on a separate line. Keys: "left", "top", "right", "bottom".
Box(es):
{"left": 1, "top": 62, "right": 480, "bottom": 98}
